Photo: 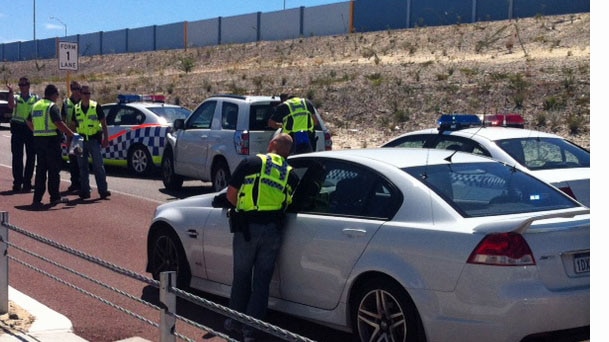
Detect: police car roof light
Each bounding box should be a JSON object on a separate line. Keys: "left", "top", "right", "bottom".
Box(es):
{"left": 142, "top": 94, "right": 166, "bottom": 103}
{"left": 483, "top": 113, "right": 525, "bottom": 128}
{"left": 118, "top": 94, "right": 141, "bottom": 103}
{"left": 437, "top": 114, "right": 482, "bottom": 131}
{"left": 118, "top": 94, "right": 166, "bottom": 103}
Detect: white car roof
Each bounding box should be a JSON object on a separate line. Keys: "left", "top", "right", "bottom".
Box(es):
{"left": 291, "top": 147, "right": 496, "bottom": 169}
{"left": 110, "top": 101, "right": 185, "bottom": 109}
{"left": 400, "top": 126, "right": 564, "bottom": 142}
{"left": 208, "top": 94, "right": 282, "bottom": 103}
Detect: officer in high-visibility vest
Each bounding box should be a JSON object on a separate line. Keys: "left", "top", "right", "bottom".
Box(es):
{"left": 73, "top": 85, "right": 111, "bottom": 200}
{"left": 26, "top": 84, "right": 75, "bottom": 207}
{"left": 61, "top": 81, "right": 82, "bottom": 192}
{"left": 223, "top": 133, "right": 299, "bottom": 342}
{"left": 7, "top": 77, "right": 39, "bottom": 193}
{"left": 268, "top": 94, "right": 319, "bottom": 155}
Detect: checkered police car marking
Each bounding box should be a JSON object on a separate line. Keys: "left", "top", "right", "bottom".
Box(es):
{"left": 104, "top": 124, "right": 168, "bottom": 166}
{"left": 63, "top": 123, "right": 169, "bottom": 167}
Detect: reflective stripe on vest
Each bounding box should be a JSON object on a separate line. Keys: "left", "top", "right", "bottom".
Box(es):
{"left": 282, "top": 97, "right": 314, "bottom": 134}
{"left": 75, "top": 100, "right": 101, "bottom": 136}
{"left": 12, "top": 94, "right": 38, "bottom": 124}
{"left": 31, "top": 99, "right": 58, "bottom": 136}
{"left": 236, "top": 153, "right": 293, "bottom": 212}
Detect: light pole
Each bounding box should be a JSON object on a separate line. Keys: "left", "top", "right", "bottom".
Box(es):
{"left": 50, "top": 16, "right": 67, "bottom": 37}
{"left": 33, "top": 0, "right": 36, "bottom": 40}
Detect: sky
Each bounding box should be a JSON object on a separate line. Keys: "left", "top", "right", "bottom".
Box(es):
{"left": 0, "top": 0, "right": 343, "bottom": 44}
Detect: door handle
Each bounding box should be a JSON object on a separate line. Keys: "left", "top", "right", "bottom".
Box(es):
{"left": 342, "top": 228, "right": 366, "bottom": 238}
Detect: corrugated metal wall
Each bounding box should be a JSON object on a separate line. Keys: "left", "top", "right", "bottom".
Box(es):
{"left": 0, "top": 0, "right": 588, "bottom": 62}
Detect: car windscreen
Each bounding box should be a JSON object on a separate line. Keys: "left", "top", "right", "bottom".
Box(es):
{"left": 496, "top": 137, "right": 590, "bottom": 170}
{"left": 405, "top": 162, "right": 579, "bottom": 217}
{"left": 148, "top": 106, "right": 191, "bottom": 124}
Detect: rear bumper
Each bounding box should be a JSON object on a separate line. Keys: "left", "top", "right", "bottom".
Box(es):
{"left": 413, "top": 267, "right": 589, "bottom": 342}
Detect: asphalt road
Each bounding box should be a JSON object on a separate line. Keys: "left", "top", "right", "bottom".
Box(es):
{"left": 0, "top": 124, "right": 353, "bottom": 342}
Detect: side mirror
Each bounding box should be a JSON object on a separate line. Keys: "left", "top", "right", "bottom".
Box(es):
{"left": 173, "top": 119, "right": 185, "bottom": 130}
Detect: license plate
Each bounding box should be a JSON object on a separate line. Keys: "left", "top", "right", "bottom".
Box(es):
{"left": 573, "top": 253, "right": 589, "bottom": 274}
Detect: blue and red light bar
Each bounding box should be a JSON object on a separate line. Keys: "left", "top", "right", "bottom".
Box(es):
{"left": 437, "top": 114, "right": 482, "bottom": 131}
{"left": 117, "top": 94, "right": 166, "bottom": 103}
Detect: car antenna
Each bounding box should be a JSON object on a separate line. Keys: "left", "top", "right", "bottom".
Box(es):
{"left": 421, "top": 148, "right": 430, "bottom": 180}
{"left": 444, "top": 149, "right": 458, "bottom": 163}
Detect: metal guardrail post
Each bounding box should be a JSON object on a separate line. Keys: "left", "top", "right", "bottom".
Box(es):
{"left": 159, "top": 271, "right": 177, "bottom": 342}
{"left": 0, "top": 211, "right": 9, "bottom": 314}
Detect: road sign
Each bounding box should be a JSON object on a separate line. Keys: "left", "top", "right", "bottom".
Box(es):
{"left": 58, "top": 42, "right": 78, "bottom": 71}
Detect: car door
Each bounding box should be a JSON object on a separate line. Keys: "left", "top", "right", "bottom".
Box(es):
{"left": 275, "top": 158, "right": 397, "bottom": 310}
{"left": 174, "top": 100, "right": 216, "bottom": 178}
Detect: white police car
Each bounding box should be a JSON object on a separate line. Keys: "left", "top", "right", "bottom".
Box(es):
{"left": 381, "top": 114, "right": 590, "bottom": 207}
{"left": 64, "top": 94, "right": 191, "bottom": 176}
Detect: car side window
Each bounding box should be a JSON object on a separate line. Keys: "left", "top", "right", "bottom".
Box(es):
{"left": 221, "top": 103, "right": 238, "bottom": 130}
{"left": 513, "top": 137, "right": 590, "bottom": 170}
{"left": 385, "top": 134, "right": 429, "bottom": 148}
{"left": 435, "top": 136, "right": 491, "bottom": 157}
{"left": 116, "top": 108, "right": 142, "bottom": 125}
{"left": 187, "top": 101, "right": 216, "bottom": 129}
{"left": 290, "top": 159, "right": 399, "bottom": 219}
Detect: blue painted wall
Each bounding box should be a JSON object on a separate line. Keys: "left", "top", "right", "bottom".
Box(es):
{"left": 0, "top": 0, "right": 589, "bottom": 62}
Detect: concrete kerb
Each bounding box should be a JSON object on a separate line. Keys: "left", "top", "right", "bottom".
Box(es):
{"left": 0, "top": 286, "right": 86, "bottom": 342}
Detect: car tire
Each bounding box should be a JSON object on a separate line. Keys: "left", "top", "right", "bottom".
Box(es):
{"left": 128, "top": 144, "right": 153, "bottom": 176}
{"left": 212, "top": 159, "right": 230, "bottom": 192}
{"left": 149, "top": 228, "right": 191, "bottom": 289}
{"left": 351, "top": 277, "right": 425, "bottom": 342}
{"left": 162, "top": 148, "right": 184, "bottom": 190}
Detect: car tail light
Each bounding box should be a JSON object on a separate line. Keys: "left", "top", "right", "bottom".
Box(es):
{"left": 324, "top": 131, "right": 333, "bottom": 151}
{"left": 559, "top": 186, "right": 577, "bottom": 200}
{"left": 467, "top": 232, "right": 535, "bottom": 266}
{"left": 234, "top": 130, "right": 250, "bottom": 155}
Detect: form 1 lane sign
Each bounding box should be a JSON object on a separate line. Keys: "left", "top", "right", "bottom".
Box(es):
{"left": 58, "top": 42, "right": 78, "bottom": 71}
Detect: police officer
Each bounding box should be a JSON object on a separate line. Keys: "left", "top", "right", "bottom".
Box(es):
{"left": 7, "top": 77, "right": 39, "bottom": 192}
{"left": 74, "top": 85, "right": 110, "bottom": 200}
{"left": 223, "top": 133, "right": 299, "bottom": 342}
{"left": 62, "top": 81, "right": 82, "bottom": 192}
{"left": 268, "top": 95, "right": 319, "bottom": 155}
{"left": 27, "top": 84, "right": 75, "bottom": 207}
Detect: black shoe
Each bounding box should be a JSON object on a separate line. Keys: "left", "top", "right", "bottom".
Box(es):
{"left": 21, "top": 184, "right": 32, "bottom": 193}
{"left": 100, "top": 191, "right": 111, "bottom": 199}
{"left": 67, "top": 184, "right": 80, "bottom": 192}
{"left": 50, "top": 197, "right": 69, "bottom": 205}
{"left": 12, "top": 185, "right": 21, "bottom": 192}
{"left": 79, "top": 192, "right": 91, "bottom": 199}
{"left": 31, "top": 201, "right": 43, "bottom": 208}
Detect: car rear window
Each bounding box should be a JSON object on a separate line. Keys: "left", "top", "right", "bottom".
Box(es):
{"left": 148, "top": 106, "right": 191, "bottom": 124}
{"left": 496, "top": 137, "right": 590, "bottom": 170}
{"left": 406, "top": 162, "right": 579, "bottom": 217}
{"left": 249, "top": 103, "right": 280, "bottom": 131}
